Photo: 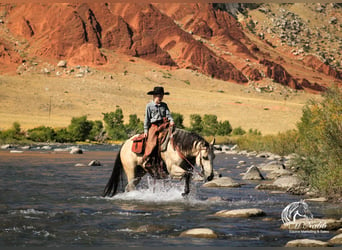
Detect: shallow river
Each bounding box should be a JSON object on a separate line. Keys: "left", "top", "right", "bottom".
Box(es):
{"left": 0, "top": 145, "right": 341, "bottom": 247}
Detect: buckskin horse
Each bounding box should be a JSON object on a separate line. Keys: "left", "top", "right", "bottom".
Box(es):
{"left": 103, "top": 128, "right": 215, "bottom": 197}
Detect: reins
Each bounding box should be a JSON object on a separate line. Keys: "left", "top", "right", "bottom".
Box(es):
{"left": 170, "top": 128, "right": 204, "bottom": 177}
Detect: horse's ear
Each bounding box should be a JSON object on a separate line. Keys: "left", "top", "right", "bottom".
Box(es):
{"left": 210, "top": 138, "right": 215, "bottom": 145}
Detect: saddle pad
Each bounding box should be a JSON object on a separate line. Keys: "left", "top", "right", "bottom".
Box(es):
{"left": 132, "top": 134, "right": 146, "bottom": 154}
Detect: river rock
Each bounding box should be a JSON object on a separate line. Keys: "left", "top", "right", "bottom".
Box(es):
{"left": 1, "top": 144, "right": 12, "bottom": 149}
{"left": 258, "top": 162, "right": 285, "bottom": 171}
{"left": 281, "top": 218, "right": 342, "bottom": 231}
{"left": 305, "top": 197, "right": 328, "bottom": 202}
{"left": 70, "top": 147, "right": 83, "bottom": 154}
{"left": 202, "top": 177, "right": 241, "bottom": 188}
{"left": 10, "top": 150, "right": 23, "bottom": 153}
{"left": 75, "top": 163, "right": 87, "bottom": 167}
{"left": 330, "top": 233, "right": 342, "bottom": 244}
{"left": 214, "top": 208, "right": 265, "bottom": 218}
{"left": 21, "top": 146, "right": 31, "bottom": 150}
{"left": 88, "top": 160, "right": 102, "bottom": 166}
{"left": 272, "top": 175, "right": 303, "bottom": 189}
{"left": 266, "top": 168, "right": 292, "bottom": 179}
{"left": 242, "top": 165, "right": 264, "bottom": 180}
{"left": 41, "top": 145, "right": 52, "bottom": 150}
{"left": 285, "top": 239, "right": 331, "bottom": 247}
{"left": 180, "top": 228, "right": 218, "bottom": 238}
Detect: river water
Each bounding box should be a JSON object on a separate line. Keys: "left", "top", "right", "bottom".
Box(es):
{"left": 0, "top": 145, "right": 341, "bottom": 247}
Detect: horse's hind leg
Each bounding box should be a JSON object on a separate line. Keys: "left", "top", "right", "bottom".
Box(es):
{"left": 182, "top": 173, "right": 192, "bottom": 197}
{"left": 125, "top": 165, "right": 146, "bottom": 192}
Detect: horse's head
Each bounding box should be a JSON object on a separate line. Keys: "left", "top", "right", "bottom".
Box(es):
{"left": 196, "top": 138, "right": 215, "bottom": 182}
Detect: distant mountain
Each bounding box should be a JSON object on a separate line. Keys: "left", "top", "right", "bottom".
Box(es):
{"left": 0, "top": 3, "right": 341, "bottom": 92}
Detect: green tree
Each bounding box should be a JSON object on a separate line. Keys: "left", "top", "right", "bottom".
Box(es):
{"left": 171, "top": 112, "right": 184, "bottom": 129}
{"left": 217, "top": 120, "right": 232, "bottom": 136}
{"left": 125, "top": 114, "right": 143, "bottom": 137}
{"left": 55, "top": 128, "right": 73, "bottom": 143}
{"left": 68, "top": 115, "right": 93, "bottom": 141}
{"left": 103, "top": 108, "right": 127, "bottom": 140}
{"left": 189, "top": 114, "right": 203, "bottom": 134}
{"left": 202, "top": 114, "right": 219, "bottom": 136}
{"left": 89, "top": 120, "right": 104, "bottom": 141}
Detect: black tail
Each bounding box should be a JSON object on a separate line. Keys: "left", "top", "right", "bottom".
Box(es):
{"left": 103, "top": 149, "right": 124, "bottom": 197}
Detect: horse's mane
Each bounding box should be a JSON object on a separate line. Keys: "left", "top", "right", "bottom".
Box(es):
{"left": 172, "top": 128, "right": 209, "bottom": 155}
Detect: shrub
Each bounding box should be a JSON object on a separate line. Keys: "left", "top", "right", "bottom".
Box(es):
{"left": 296, "top": 86, "right": 342, "bottom": 197}
{"left": 232, "top": 126, "right": 246, "bottom": 135}
{"left": 0, "top": 122, "right": 25, "bottom": 142}
{"left": 217, "top": 120, "right": 232, "bottom": 136}
{"left": 27, "top": 126, "right": 56, "bottom": 142}
{"left": 55, "top": 128, "right": 73, "bottom": 143}
{"left": 202, "top": 114, "right": 219, "bottom": 136}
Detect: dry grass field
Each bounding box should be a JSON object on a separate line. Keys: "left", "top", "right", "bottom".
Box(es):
{"left": 0, "top": 55, "right": 321, "bottom": 135}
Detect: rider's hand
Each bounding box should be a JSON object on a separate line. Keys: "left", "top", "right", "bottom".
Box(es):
{"left": 170, "top": 121, "right": 175, "bottom": 126}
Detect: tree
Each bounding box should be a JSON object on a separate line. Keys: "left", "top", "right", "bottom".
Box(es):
{"left": 89, "top": 120, "right": 104, "bottom": 141}
{"left": 103, "top": 108, "right": 127, "bottom": 140}
{"left": 68, "top": 116, "right": 93, "bottom": 141}
{"left": 202, "top": 114, "right": 219, "bottom": 136}
{"left": 189, "top": 114, "right": 203, "bottom": 134}
{"left": 125, "top": 114, "right": 143, "bottom": 137}
{"left": 217, "top": 120, "right": 232, "bottom": 136}
{"left": 171, "top": 112, "right": 184, "bottom": 129}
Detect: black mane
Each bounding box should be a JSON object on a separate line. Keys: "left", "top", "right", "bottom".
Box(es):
{"left": 172, "top": 128, "right": 208, "bottom": 155}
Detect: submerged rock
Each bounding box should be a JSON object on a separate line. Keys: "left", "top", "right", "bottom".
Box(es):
{"left": 285, "top": 239, "right": 331, "bottom": 247}
{"left": 88, "top": 160, "right": 102, "bottom": 166}
{"left": 329, "top": 233, "right": 342, "bottom": 244}
{"left": 180, "top": 228, "right": 218, "bottom": 238}
{"left": 214, "top": 208, "right": 266, "bottom": 218}
{"left": 281, "top": 218, "right": 342, "bottom": 231}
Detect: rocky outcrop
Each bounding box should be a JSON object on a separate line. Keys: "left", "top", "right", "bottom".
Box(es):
{"left": 242, "top": 165, "right": 264, "bottom": 180}
{"left": 260, "top": 59, "right": 301, "bottom": 89}
{"left": 303, "top": 55, "right": 341, "bottom": 80}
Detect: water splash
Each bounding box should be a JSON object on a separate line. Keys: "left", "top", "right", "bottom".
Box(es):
{"left": 109, "top": 177, "right": 202, "bottom": 204}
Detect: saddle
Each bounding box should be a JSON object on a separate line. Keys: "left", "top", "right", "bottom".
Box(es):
{"left": 131, "top": 134, "right": 146, "bottom": 154}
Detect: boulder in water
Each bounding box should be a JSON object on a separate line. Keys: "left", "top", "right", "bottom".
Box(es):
{"left": 180, "top": 228, "right": 218, "bottom": 238}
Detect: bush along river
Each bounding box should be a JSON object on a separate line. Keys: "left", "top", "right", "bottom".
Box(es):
{"left": 0, "top": 144, "right": 341, "bottom": 247}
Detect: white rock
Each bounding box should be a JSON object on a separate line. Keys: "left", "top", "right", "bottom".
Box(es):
{"left": 285, "top": 239, "right": 331, "bottom": 247}
{"left": 214, "top": 208, "right": 265, "bottom": 218}
{"left": 75, "top": 163, "right": 87, "bottom": 167}
{"left": 329, "top": 233, "right": 342, "bottom": 244}
{"left": 88, "top": 160, "right": 101, "bottom": 166}
{"left": 10, "top": 150, "right": 23, "bottom": 153}
{"left": 180, "top": 228, "right": 218, "bottom": 238}
{"left": 281, "top": 218, "right": 342, "bottom": 231}
{"left": 272, "top": 176, "right": 302, "bottom": 189}
{"left": 70, "top": 147, "right": 83, "bottom": 154}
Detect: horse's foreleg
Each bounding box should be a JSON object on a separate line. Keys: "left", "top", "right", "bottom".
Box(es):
{"left": 182, "top": 172, "right": 192, "bottom": 197}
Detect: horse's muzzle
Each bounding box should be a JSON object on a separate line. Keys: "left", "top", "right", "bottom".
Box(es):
{"left": 206, "top": 173, "right": 214, "bottom": 182}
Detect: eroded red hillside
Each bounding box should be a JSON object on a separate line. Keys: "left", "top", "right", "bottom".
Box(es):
{"left": 0, "top": 3, "right": 340, "bottom": 91}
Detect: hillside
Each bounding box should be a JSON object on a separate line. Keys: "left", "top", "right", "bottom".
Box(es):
{"left": 0, "top": 3, "right": 340, "bottom": 134}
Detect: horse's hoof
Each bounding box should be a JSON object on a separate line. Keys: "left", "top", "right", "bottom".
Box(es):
{"left": 181, "top": 192, "right": 189, "bottom": 197}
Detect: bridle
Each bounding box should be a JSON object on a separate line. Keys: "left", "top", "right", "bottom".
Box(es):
{"left": 170, "top": 134, "right": 209, "bottom": 177}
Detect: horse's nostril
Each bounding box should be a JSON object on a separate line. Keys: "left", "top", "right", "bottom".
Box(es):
{"left": 207, "top": 173, "right": 214, "bottom": 182}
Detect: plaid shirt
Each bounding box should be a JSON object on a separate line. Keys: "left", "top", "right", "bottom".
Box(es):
{"left": 144, "top": 101, "right": 173, "bottom": 134}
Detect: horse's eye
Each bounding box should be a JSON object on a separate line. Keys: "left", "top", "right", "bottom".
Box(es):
{"left": 202, "top": 156, "right": 209, "bottom": 160}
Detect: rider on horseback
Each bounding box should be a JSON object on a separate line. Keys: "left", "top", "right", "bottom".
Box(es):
{"left": 142, "top": 86, "right": 174, "bottom": 178}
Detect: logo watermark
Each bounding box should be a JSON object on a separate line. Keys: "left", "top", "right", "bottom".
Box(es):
{"left": 281, "top": 200, "right": 329, "bottom": 234}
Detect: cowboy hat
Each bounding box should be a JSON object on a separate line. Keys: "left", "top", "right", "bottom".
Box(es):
{"left": 147, "top": 86, "right": 170, "bottom": 95}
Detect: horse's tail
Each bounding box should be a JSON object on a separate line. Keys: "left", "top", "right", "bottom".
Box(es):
{"left": 103, "top": 148, "right": 123, "bottom": 197}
